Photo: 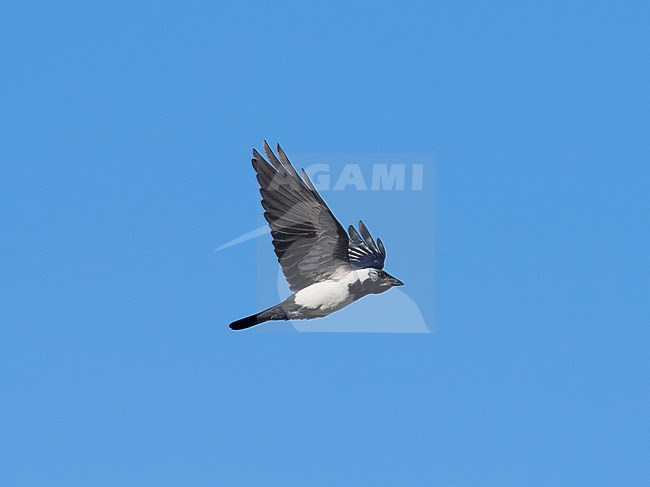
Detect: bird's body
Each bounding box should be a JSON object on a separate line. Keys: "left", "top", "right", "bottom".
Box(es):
{"left": 293, "top": 268, "right": 371, "bottom": 315}
{"left": 229, "top": 142, "right": 403, "bottom": 331}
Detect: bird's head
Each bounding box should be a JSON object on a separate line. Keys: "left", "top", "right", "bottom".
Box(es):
{"left": 368, "top": 269, "right": 404, "bottom": 292}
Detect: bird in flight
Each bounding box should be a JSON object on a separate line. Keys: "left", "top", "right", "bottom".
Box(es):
{"left": 229, "top": 141, "right": 404, "bottom": 331}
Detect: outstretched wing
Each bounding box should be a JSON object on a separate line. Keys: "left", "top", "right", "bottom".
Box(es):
{"left": 252, "top": 141, "right": 351, "bottom": 292}
{"left": 347, "top": 220, "right": 386, "bottom": 270}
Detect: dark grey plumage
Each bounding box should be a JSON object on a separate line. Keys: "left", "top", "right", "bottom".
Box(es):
{"left": 253, "top": 140, "right": 350, "bottom": 292}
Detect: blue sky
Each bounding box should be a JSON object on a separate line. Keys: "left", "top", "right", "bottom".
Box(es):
{"left": 2, "top": 1, "right": 649, "bottom": 485}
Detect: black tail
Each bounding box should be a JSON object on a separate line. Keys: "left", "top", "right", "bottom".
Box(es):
{"left": 228, "top": 305, "right": 287, "bottom": 331}
{"left": 228, "top": 313, "right": 269, "bottom": 331}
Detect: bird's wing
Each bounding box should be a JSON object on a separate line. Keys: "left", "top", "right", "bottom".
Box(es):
{"left": 347, "top": 220, "right": 386, "bottom": 270}
{"left": 253, "top": 141, "right": 351, "bottom": 292}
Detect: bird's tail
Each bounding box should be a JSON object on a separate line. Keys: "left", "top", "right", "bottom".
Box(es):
{"left": 228, "top": 314, "right": 265, "bottom": 330}
{"left": 228, "top": 305, "right": 287, "bottom": 331}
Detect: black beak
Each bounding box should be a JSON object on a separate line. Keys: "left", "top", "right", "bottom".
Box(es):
{"left": 388, "top": 275, "right": 404, "bottom": 287}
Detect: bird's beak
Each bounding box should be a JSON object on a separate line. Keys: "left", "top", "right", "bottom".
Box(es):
{"left": 388, "top": 275, "right": 404, "bottom": 287}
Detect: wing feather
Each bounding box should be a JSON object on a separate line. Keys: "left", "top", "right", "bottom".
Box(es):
{"left": 348, "top": 220, "right": 386, "bottom": 270}
{"left": 252, "top": 142, "right": 351, "bottom": 292}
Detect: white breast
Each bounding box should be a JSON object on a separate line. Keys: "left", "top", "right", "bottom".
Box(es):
{"left": 294, "top": 269, "right": 371, "bottom": 313}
